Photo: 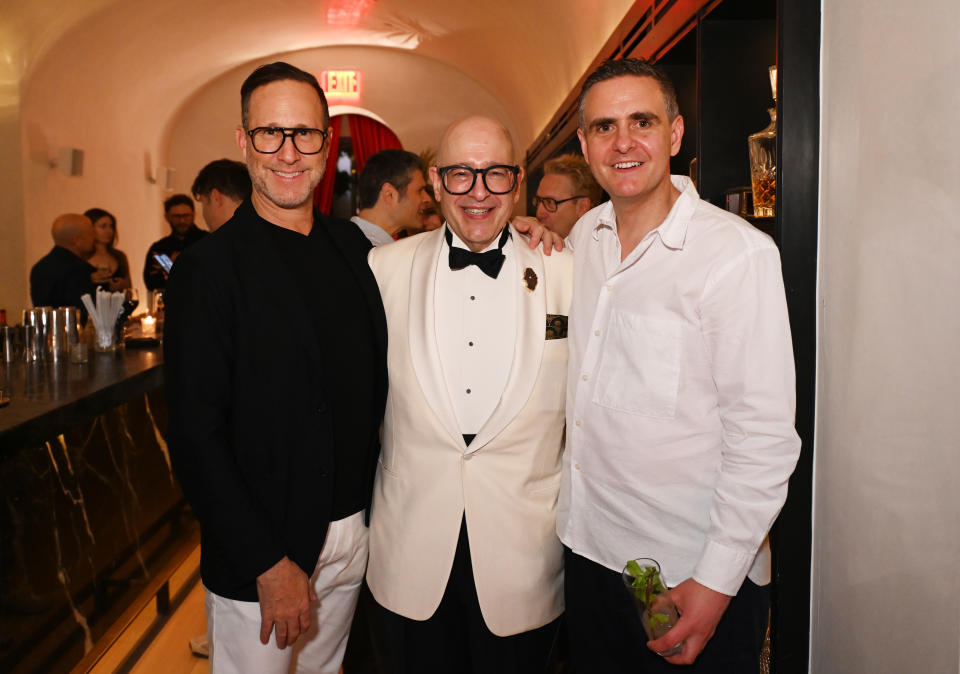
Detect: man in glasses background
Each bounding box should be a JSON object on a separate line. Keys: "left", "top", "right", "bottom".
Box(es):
{"left": 143, "top": 193, "right": 207, "bottom": 291}
{"left": 164, "top": 61, "right": 387, "bottom": 673}
{"left": 533, "top": 153, "right": 603, "bottom": 238}
{"left": 365, "top": 115, "right": 573, "bottom": 672}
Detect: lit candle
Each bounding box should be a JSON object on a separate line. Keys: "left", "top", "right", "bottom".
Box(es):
{"left": 142, "top": 315, "right": 156, "bottom": 338}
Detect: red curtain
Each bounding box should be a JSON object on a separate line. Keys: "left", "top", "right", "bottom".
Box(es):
{"left": 313, "top": 114, "right": 402, "bottom": 214}
{"left": 348, "top": 114, "right": 402, "bottom": 173}
{"left": 313, "top": 116, "right": 342, "bottom": 214}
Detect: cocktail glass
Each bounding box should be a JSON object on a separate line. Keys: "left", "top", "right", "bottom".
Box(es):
{"left": 621, "top": 558, "right": 683, "bottom": 657}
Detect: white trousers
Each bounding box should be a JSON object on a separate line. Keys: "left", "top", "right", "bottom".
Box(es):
{"left": 206, "top": 511, "right": 368, "bottom": 674}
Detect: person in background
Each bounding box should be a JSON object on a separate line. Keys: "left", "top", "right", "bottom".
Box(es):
{"left": 533, "top": 154, "right": 603, "bottom": 238}
{"left": 560, "top": 57, "right": 801, "bottom": 673}
{"left": 29, "top": 213, "right": 97, "bottom": 319}
{"left": 351, "top": 149, "right": 431, "bottom": 247}
{"left": 165, "top": 61, "right": 387, "bottom": 674}
{"left": 191, "top": 159, "right": 253, "bottom": 232}
{"left": 366, "top": 115, "right": 573, "bottom": 673}
{"left": 143, "top": 194, "right": 207, "bottom": 291}
{"left": 183, "top": 157, "right": 254, "bottom": 661}
{"left": 84, "top": 208, "right": 131, "bottom": 291}
{"left": 418, "top": 201, "right": 443, "bottom": 232}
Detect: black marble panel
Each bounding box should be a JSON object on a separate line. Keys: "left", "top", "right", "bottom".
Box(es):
{"left": 0, "top": 350, "right": 197, "bottom": 673}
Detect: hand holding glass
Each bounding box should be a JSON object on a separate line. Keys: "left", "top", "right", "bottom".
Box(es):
{"left": 622, "top": 558, "right": 683, "bottom": 657}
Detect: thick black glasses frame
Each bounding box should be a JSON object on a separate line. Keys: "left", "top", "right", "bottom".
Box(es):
{"left": 437, "top": 164, "right": 520, "bottom": 195}
{"left": 246, "top": 127, "right": 329, "bottom": 155}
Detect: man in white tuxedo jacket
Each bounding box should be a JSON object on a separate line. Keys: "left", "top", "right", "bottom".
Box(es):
{"left": 366, "top": 116, "right": 573, "bottom": 673}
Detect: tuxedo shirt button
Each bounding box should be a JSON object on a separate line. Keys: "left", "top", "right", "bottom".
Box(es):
{"left": 575, "top": 420, "right": 582, "bottom": 427}
{"left": 582, "top": 374, "right": 588, "bottom": 381}
{"left": 594, "top": 329, "right": 600, "bottom": 336}
{"left": 466, "top": 388, "right": 471, "bottom": 394}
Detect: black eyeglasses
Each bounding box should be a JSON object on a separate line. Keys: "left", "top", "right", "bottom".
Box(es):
{"left": 247, "top": 127, "right": 328, "bottom": 155}
{"left": 437, "top": 164, "right": 520, "bottom": 195}
{"left": 532, "top": 195, "right": 587, "bottom": 213}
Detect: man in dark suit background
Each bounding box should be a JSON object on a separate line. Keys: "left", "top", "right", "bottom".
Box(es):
{"left": 30, "top": 212, "right": 97, "bottom": 318}
{"left": 164, "top": 62, "right": 387, "bottom": 674}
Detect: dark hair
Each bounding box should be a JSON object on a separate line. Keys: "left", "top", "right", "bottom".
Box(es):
{"left": 240, "top": 62, "right": 329, "bottom": 130}
{"left": 357, "top": 149, "right": 424, "bottom": 210}
{"left": 191, "top": 159, "right": 252, "bottom": 202}
{"left": 543, "top": 153, "right": 604, "bottom": 207}
{"left": 578, "top": 58, "right": 679, "bottom": 129}
{"left": 83, "top": 207, "right": 118, "bottom": 248}
{"left": 164, "top": 193, "right": 194, "bottom": 213}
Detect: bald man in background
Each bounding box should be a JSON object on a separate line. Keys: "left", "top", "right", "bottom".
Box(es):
{"left": 30, "top": 213, "right": 97, "bottom": 318}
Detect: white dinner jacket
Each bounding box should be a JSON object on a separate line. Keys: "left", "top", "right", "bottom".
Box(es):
{"left": 366, "top": 224, "right": 574, "bottom": 636}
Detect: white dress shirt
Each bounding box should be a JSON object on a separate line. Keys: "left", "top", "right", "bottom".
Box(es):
{"left": 558, "top": 176, "right": 801, "bottom": 595}
{"left": 436, "top": 228, "right": 517, "bottom": 435}
{"left": 351, "top": 215, "right": 395, "bottom": 248}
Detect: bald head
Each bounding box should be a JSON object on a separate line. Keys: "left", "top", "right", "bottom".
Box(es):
{"left": 430, "top": 115, "right": 523, "bottom": 252}
{"left": 436, "top": 116, "right": 516, "bottom": 166}
{"left": 52, "top": 213, "right": 96, "bottom": 259}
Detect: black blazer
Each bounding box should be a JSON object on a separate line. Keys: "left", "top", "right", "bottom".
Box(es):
{"left": 164, "top": 201, "right": 387, "bottom": 602}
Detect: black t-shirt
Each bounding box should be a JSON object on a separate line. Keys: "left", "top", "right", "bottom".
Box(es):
{"left": 266, "top": 220, "right": 377, "bottom": 520}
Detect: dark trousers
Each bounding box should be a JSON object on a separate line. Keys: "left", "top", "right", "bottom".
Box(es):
{"left": 564, "top": 547, "right": 769, "bottom": 674}
{"left": 375, "top": 518, "right": 561, "bottom": 674}
{"left": 342, "top": 580, "right": 388, "bottom": 674}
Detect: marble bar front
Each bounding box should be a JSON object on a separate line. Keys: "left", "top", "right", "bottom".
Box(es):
{"left": 0, "top": 347, "right": 196, "bottom": 673}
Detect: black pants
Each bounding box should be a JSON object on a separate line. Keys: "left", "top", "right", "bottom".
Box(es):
{"left": 375, "top": 518, "right": 560, "bottom": 674}
{"left": 564, "top": 547, "right": 769, "bottom": 674}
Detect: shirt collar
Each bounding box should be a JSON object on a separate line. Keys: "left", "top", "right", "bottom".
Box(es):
{"left": 351, "top": 215, "right": 395, "bottom": 247}
{"left": 591, "top": 175, "right": 699, "bottom": 251}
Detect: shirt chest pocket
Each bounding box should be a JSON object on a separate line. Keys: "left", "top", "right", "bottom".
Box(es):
{"left": 592, "top": 310, "right": 680, "bottom": 418}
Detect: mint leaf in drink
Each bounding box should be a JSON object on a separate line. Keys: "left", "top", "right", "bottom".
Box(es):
{"left": 649, "top": 612, "right": 670, "bottom": 629}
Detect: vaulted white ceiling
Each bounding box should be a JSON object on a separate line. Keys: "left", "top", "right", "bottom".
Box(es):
{"left": 4, "top": 0, "right": 635, "bottom": 149}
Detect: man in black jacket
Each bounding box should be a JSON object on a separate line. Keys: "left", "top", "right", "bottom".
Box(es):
{"left": 30, "top": 213, "right": 97, "bottom": 318}
{"left": 164, "top": 62, "right": 387, "bottom": 674}
{"left": 143, "top": 194, "right": 207, "bottom": 291}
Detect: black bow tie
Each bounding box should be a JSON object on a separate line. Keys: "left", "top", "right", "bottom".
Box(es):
{"left": 446, "top": 226, "right": 510, "bottom": 279}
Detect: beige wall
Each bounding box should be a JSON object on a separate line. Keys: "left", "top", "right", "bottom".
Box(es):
{"left": 0, "top": 83, "right": 27, "bottom": 320}
{"left": 814, "top": 0, "right": 960, "bottom": 670}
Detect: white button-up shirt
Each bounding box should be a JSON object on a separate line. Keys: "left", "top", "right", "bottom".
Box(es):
{"left": 558, "top": 176, "right": 801, "bottom": 595}
{"left": 436, "top": 227, "right": 517, "bottom": 435}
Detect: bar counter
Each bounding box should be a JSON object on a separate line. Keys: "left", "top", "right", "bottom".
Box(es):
{"left": 0, "top": 348, "right": 163, "bottom": 450}
{"left": 0, "top": 347, "right": 197, "bottom": 673}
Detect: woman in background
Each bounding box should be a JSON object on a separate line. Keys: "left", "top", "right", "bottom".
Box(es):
{"left": 84, "top": 207, "right": 131, "bottom": 291}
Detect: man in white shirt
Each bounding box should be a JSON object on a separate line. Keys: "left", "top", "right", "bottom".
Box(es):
{"left": 351, "top": 149, "right": 431, "bottom": 247}
{"left": 365, "top": 115, "right": 574, "bottom": 673}
{"left": 559, "top": 58, "right": 801, "bottom": 672}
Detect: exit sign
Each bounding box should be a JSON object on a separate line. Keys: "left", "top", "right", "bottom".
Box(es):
{"left": 321, "top": 70, "right": 361, "bottom": 102}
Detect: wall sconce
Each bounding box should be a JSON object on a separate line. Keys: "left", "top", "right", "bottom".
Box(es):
{"left": 143, "top": 151, "right": 175, "bottom": 190}
{"left": 50, "top": 147, "right": 84, "bottom": 176}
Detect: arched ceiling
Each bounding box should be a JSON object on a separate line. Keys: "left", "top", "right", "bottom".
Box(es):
{"left": 7, "top": 0, "right": 635, "bottom": 148}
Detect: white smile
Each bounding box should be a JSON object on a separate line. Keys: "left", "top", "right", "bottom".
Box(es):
{"left": 273, "top": 169, "right": 305, "bottom": 178}
{"left": 464, "top": 207, "right": 493, "bottom": 215}
{"left": 613, "top": 161, "right": 643, "bottom": 169}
